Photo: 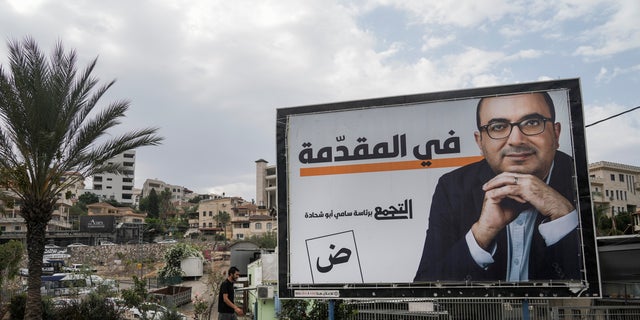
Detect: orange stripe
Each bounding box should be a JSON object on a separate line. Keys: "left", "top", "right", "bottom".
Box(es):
{"left": 299, "top": 156, "right": 484, "bottom": 177}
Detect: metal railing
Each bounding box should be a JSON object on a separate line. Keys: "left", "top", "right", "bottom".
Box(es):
{"left": 344, "top": 298, "right": 640, "bottom": 320}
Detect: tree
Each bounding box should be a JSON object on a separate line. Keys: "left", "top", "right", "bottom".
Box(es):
{"left": 248, "top": 231, "right": 277, "bottom": 249}
{"left": 159, "top": 187, "right": 175, "bottom": 218}
{"left": 0, "top": 240, "right": 24, "bottom": 319}
{"left": 216, "top": 210, "right": 231, "bottom": 239}
{"left": 71, "top": 192, "right": 100, "bottom": 215}
{"left": 146, "top": 188, "right": 160, "bottom": 218}
{"left": 614, "top": 211, "right": 633, "bottom": 235}
{"left": 277, "top": 299, "right": 309, "bottom": 319}
{"left": 78, "top": 192, "right": 99, "bottom": 205}
{"left": 0, "top": 37, "right": 162, "bottom": 320}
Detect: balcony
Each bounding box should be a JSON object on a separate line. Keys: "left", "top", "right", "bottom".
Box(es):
{"left": 48, "top": 220, "right": 72, "bottom": 229}
{"left": 0, "top": 217, "right": 25, "bottom": 223}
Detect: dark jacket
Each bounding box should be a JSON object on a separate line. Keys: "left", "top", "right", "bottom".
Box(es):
{"left": 414, "top": 151, "right": 581, "bottom": 282}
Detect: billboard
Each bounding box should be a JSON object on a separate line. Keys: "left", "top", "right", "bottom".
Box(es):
{"left": 79, "top": 215, "right": 116, "bottom": 233}
{"left": 277, "top": 79, "right": 600, "bottom": 298}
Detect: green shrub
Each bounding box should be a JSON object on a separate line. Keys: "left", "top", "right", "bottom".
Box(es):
{"left": 9, "top": 294, "right": 55, "bottom": 320}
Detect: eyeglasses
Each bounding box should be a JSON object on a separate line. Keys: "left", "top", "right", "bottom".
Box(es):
{"left": 479, "top": 117, "right": 552, "bottom": 140}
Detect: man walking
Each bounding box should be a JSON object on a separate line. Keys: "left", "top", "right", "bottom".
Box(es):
{"left": 218, "top": 266, "right": 243, "bottom": 319}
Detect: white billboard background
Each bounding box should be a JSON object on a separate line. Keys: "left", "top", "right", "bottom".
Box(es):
{"left": 286, "top": 90, "right": 573, "bottom": 284}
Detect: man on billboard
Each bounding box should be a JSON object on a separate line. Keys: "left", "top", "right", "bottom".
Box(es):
{"left": 414, "top": 91, "right": 581, "bottom": 282}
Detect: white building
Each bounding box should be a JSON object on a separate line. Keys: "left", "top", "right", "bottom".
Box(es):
{"left": 141, "top": 178, "right": 193, "bottom": 204}
{"left": 86, "top": 151, "right": 136, "bottom": 205}
{"left": 589, "top": 161, "right": 640, "bottom": 217}
{"left": 255, "top": 159, "right": 276, "bottom": 212}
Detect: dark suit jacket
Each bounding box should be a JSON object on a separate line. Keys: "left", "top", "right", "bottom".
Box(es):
{"left": 414, "top": 151, "right": 582, "bottom": 282}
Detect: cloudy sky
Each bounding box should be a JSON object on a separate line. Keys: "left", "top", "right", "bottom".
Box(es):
{"left": 1, "top": 0, "right": 638, "bottom": 201}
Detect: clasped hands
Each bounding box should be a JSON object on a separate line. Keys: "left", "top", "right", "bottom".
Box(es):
{"left": 471, "top": 172, "right": 574, "bottom": 250}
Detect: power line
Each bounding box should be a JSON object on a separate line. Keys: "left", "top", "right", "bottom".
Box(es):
{"left": 585, "top": 106, "right": 640, "bottom": 128}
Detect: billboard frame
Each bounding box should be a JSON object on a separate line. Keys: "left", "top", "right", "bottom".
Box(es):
{"left": 276, "top": 78, "right": 600, "bottom": 299}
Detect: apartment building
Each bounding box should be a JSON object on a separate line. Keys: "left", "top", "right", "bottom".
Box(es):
{"left": 88, "top": 151, "right": 136, "bottom": 205}
{"left": 589, "top": 161, "right": 640, "bottom": 230}
{"left": 0, "top": 189, "right": 23, "bottom": 234}
{"left": 198, "top": 196, "right": 241, "bottom": 239}
{"left": 0, "top": 172, "right": 83, "bottom": 234}
{"left": 231, "top": 201, "right": 275, "bottom": 240}
{"left": 256, "top": 159, "right": 276, "bottom": 212}
{"left": 141, "top": 178, "right": 193, "bottom": 204}
{"left": 196, "top": 195, "right": 275, "bottom": 241}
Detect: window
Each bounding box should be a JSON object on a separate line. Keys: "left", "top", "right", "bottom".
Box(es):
{"left": 202, "top": 223, "right": 206, "bottom": 227}
{"left": 255, "top": 223, "right": 262, "bottom": 230}
{"left": 0, "top": 226, "right": 5, "bottom": 232}
{"left": 267, "top": 223, "right": 272, "bottom": 230}
{"left": 236, "top": 234, "right": 244, "bottom": 240}
{"left": 610, "top": 174, "right": 615, "bottom": 181}
{"left": 243, "top": 223, "right": 250, "bottom": 228}
{"left": 209, "top": 223, "right": 213, "bottom": 227}
{"left": 606, "top": 190, "right": 609, "bottom": 197}
{"left": 202, "top": 212, "right": 206, "bottom": 217}
{"left": 14, "top": 226, "right": 21, "bottom": 231}
{"left": 209, "top": 211, "right": 213, "bottom": 216}
{"left": 619, "top": 174, "right": 624, "bottom": 182}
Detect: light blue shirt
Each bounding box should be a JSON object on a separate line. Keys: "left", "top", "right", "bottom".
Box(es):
{"left": 465, "top": 163, "right": 579, "bottom": 281}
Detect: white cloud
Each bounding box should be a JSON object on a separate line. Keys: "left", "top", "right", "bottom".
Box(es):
{"left": 573, "top": 1, "right": 640, "bottom": 57}
{"left": 595, "top": 67, "right": 609, "bottom": 83}
{"left": 595, "top": 64, "right": 640, "bottom": 83}
{"left": 584, "top": 103, "right": 640, "bottom": 164}
{"left": 5, "top": 0, "right": 47, "bottom": 14}
{"left": 378, "top": 0, "right": 518, "bottom": 28}
{"left": 505, "top": 49, "right": 544, "bottom": 60}
{"left": 421, "top": 34, "right": 456, "bottom": 51}
{"left": 206, "top": 181, "right": 256, "bottom": 202}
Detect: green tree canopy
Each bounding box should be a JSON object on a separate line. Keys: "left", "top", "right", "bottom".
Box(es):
{"left": 146, "top": 188, "right": 160, "bottom": 218}
{"left": 0, "top": 240, "right": 24, "bottom": 288}
{"left": 248, "top": 231, "right": 277, "bottom": 249}
{"left": 78, "top": 192, "right": 99, "bottom": 205}
{"left": 0, "top": 37, "right": 162, "bottom": 320}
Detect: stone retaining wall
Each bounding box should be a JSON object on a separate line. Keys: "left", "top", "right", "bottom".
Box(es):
{"left": 66, "top": 244, "right": 170, "bottom": 278}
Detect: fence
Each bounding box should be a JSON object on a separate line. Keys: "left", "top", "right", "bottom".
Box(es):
{"left": 344, "top": 298, "right": 640, "bottom": 320}
{"left": 146, "top": 276, "right": 183, "bottom": 289}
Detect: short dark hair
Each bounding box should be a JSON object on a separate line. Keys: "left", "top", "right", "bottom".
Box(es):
{"left": 228, "top": 266, "right": 240, "bottom": 275}
{"left": 476, "top": 91, "right": 556, "bottom": 130}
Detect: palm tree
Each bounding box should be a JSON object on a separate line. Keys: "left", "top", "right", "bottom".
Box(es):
{"left": 0, "top": 37, "right": 163, "bottom": 320}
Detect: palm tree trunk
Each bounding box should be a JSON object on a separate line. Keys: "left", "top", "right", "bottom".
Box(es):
{"left": 23, "top": 206, "right": 52, "bottom": 320}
